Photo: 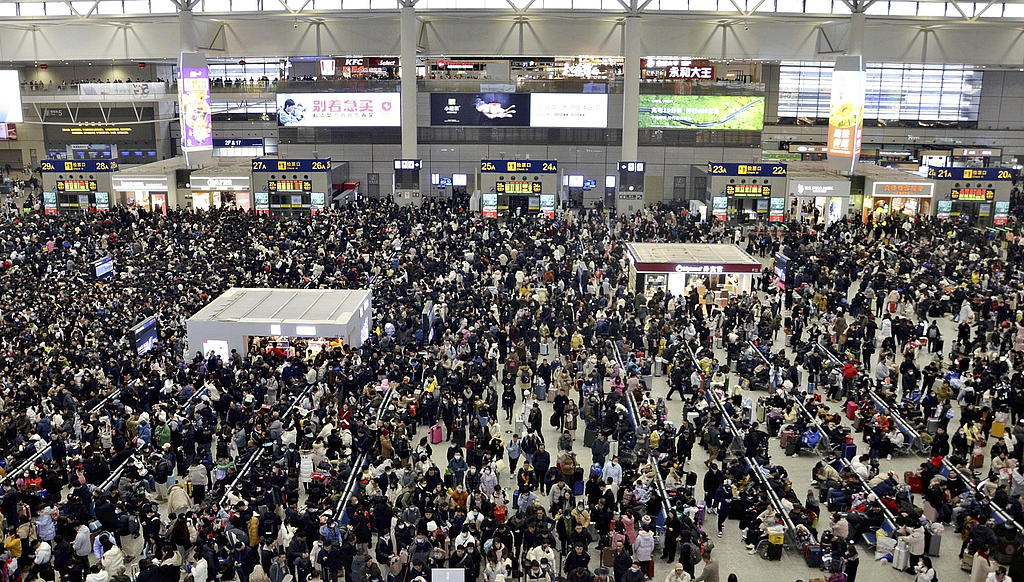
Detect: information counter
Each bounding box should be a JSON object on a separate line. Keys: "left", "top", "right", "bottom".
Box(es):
{"left": 626, "top": 243, "right": 762, "bottom": 307}
{"left": 927, "top": 166, "right": 1013, "bottom": 226}
{"left": 40, "top": 159, "right": 118, "bottom": 215}
{"left": 251, "top": 158, "right": 335, "bottom": 217}
{"left": 691, "top": 163, "right": 789, "bottom": 224}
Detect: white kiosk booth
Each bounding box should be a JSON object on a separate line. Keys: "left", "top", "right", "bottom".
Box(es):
{"left": 626, "top": 243, "right": 762, "bottom": 306}
{"left": 187, "top": 288, "right": 373, "bottom": 361}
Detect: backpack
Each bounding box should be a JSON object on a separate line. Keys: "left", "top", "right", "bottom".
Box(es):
{"left": 684, "top": 542, "right": 701, "bottom": 566}
{"left": 521, "top": 435, "right": 538, "bottom": 455}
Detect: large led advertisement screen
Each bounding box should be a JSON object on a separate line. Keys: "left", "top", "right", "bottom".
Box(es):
{"left": 429, "top": 93, "right": 607, "bottom": 127}
{"left": 277, "top": 93, "right": 401, "bottom": 127}
{"left": 178, "top": 65, "right": 213, "bottom": 151}
{"left": 0, "top": 71, "right": 24, "bottom": 123}
{"left": 530, "top": 93, "right": 608, "bottom": 128}
{"left": 827, "top": 56, "right": 866, "bottom": 174}
{"left": 430, "top": 93, "right": 531, "bottom": 126}
{"left": 638, "top": 95, "right": 764, "bottom": 130}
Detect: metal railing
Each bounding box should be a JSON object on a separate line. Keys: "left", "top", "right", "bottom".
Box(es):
{"left": 683, "top": 339, "right": 801, "bottom": 549}
{"left": 817, "top": 340, "right": 1024, "bottom": 538}
{"left": 0, "top": 386, "right": 123, "bottom": 487}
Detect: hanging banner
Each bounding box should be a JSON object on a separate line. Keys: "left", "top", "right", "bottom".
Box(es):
{"left": 178, "top": 56, "right": 213, "bottom": 152}
{"left": 827, "top": 55, "right": 866, "bottom": 174}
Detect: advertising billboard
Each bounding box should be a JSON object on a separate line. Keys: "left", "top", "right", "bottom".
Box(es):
{"left": 827, "top": 55, "right": 866, "bottom": 173}
{"left": 638, "top": 95, "right": 764, "bottom": 129}
{"left": 430, "top": 93, "right": 531, "bottom": 126}
{"left": 995, "top": 201, "right": 1010, "bottom": 226}
{"left": 277, "top": 93, "right": 401, "bottom": 127}
{"left": 0, "top": 71, "right": 23, "bottom": 123}
{"left": 179, "top": 65, "right": 213, "bottom": 151}
{"left": 530, "top": 93, "right": 608, "bottom": 128}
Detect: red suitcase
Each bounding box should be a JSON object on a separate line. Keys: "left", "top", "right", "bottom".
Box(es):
{"left": 430, "top": 424, "right": 443, "bottom": 444}
{"left": 904, "top": 471, "right": 923, "bottom": 494}
{"left": 846, "top": 401, "right": 859, "bottom": 420}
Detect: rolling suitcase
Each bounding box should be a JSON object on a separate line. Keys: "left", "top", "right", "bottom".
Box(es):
{"left": 780, "top": 429, "right": 796, "bottom": 449}
{"left": 786, "top": 440, "right": 798, "bottom": 456}
{"left": 972, "top": 451, "right": 985, "bottom": 468}
{"left": 547, "top": 386, "right": 558, "bottom": 403}
{"left": 843, "top": 443, "right": 857, "bottom": 461}
{"left": 574, "top": 479, "right": 585, "bottom": 495}
{"left": 892, "top": 541, "right": 910, "bottom": 571}
{"left": 804, "top": 544, "right": 823, "bottom": 568}
{"left": 695, "top": 500, "right": 706, "bottom": 525}
{"left": 766, "top": 543, "right": 783, "bottom": 561}
{"left": 928, "top": 533, "right": 941, "bottom": 557}
{"left": 515, "top": 415, "right": 526, "bottom": 435}
{"left": 927, "top": 417, "right": 939, "bottom": 434}
{"left": 540, "top": 341, "right": 549, "bottom": 356}
{"left": 584, "top": 427, "right": 597, "bottom": 447}
{"left": 430, "top": 424, "right": 443, "bottom": 444}
{"left": 846, "top": 401, "right": 859, "bottom": 420}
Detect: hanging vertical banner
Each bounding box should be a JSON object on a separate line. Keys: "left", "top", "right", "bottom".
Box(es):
{"left": 827, "top": 55, "right": 866, "bottom": 174}
{"left": 178, "top": 52, "right": 213, "bottom": 152}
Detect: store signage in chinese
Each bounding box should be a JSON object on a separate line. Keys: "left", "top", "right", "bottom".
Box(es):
{"left": 674, "top": 265, "right": 725, "bottom": 274}
{"left": 872, "top": 182, "right": 934, "bottom": 197}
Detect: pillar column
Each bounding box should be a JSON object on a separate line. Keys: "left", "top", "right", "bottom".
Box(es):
{"left": 621, "top": 14, "right": 641, "bottom": 162}
{"left": 179, "top": 7, "right": 197, "bottom": 53}
{"left": 400, "top": 1, "right": 418, "bottom": 160}
{"left": 848, "top": 10, "right": 865, "bottom": 56}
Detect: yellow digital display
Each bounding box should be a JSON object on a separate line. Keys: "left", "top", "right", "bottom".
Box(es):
{"left": 726, "top": 184, "right": 770, "bottom": 197}
{"left": 496, "top": 181, "right": 541, "bottom": 194}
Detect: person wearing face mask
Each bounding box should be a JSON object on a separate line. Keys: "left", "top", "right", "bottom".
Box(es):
{"left": 526, "top": 560, "right": 551, "bottom": 582}
{"left": 448, "top": 453, "right": 468, "bottom": 487}
{"left": 466, "top": 465, "right": 482, "bottom": 492}
{"left": 623, "top": 559, "right": 645, "bottom": 582}
{"left": 450, "top": 485, "right": 469, "bottom": 511}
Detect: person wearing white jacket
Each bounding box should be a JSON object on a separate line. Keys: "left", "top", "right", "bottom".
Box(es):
{"left": 633, "top": 529, "right": 656, "bottom": 577}
{"left": 191, "top": 556, "right": 209, "bottom": 582}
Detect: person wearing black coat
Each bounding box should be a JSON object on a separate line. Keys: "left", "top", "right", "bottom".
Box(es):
{"left": 563, "top": 544, "right": 590, "bottom": 574}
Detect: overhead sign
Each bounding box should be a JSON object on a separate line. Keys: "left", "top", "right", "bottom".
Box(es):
{"left": 481, "top": 159, "right": 557, "bottom": 173}
{"left": 431, "top": 93, "right": 530, "bottom": 126}
{"left": 530, "top": 93, "right": 608, "bottom": 128}
{"left": 872, "top": 182, "right": 934, "bottom": 197}
{"left": 790, "top": 179, "right": 851, "bottom": 198}
{"left": 950, "top": 188, "right": 995, "bottom": 202}
{"left": 113, "top": 179, "right": 169, "bottom": 191}
{"left": 496, "top": 181, "right": 541, "bottom": 194}
{"left": 827, "top": 55, "right": 866, "bottom": 173}
{"left": 769, "top": 197, "right": 786, "bottom": 222}
{"left": 215, "top": 138, "right": 263, "bottom": 148}
{"left": 178, "top": 60, "right": 213, "bottom": 151}
{"left": 639, "top": 95, "right": 764, "bottom": 130}
{"left": 789, "top": 144, "right": 829, "bottom": 153}
{"left": 276, "top": 93, "right": 400, "bottom": 127}
{"left": 927, "top": 167, "right": 1013, "bottom": 181}
{"left": 252, "top": 159, "right": 331, "bottom": 172}
{"left": 762, "top": 151, "right": 802, "bottom": 161}
{"left": 79, "top": 83, "right": 166, "bottom": 98}
{"left": 955, "top": 147, "right": 1001, "bottom": 157}
{"left": 641, "top": 58, "right": 715, "bottom": 80}
{"left": 40, "top": 160, "right": 118, "bottom": 172}
{"left": 707, "top": 163, "right": 786, "bottom": 177}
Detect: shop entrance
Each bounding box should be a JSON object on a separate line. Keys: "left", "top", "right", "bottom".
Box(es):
{"left": 866, "top": 196, "right": 930, "bottom": 222}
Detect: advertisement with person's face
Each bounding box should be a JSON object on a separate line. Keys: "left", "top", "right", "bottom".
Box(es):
{"left": 430, "top": 93, "right": 531, "bottom": 126}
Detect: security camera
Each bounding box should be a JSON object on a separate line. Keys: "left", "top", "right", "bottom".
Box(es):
{"left": 744, "top": 25, "right": 749, "bottom": 30}
{"left": 293, "top": 21, "right": 299, "bottom": 28}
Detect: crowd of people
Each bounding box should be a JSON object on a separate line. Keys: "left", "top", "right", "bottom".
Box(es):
{"left": 0, "top": 193, "right": 1022, "bottom": 582}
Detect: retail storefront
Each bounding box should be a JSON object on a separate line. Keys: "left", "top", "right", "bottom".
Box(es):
{"left": 190, "top": 160, "right": 253, "bottom": 211}
{"left": 626, "top": 243, "right": 762, "bottom": 307}
{"left": 858, "top": 164, "right": 937, "bottom": 223}
{"left": 786, "top": 165, "right": 852, "bottom": 226}
{"left": 927, "top": 166, "right": 1013, "bottom": 225}
{"left": 111, "top": 157, "right": 189, "bottom": 214}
